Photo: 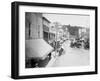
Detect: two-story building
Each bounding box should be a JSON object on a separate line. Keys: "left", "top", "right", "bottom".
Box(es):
{"left": 25, "top": 12, "right": 43, "bottom": 39}
{"left": 42, "top": 17, "right": 51, "bottom": 43}
{"left": 25, "top": 13, "right": 54, "bottom": 68}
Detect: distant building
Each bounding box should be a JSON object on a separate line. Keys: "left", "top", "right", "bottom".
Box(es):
{"left": 62, "top": 25, "right": 69, "bottom": 40}
{"left": 65, "top": 25, "right": 80, "bottom": 39}
{"left": 49, "top": 22, "right": 63, "bottom": 42}
{"left": 57, "top": 28, "right": 64, "bottom": 41}
{"left": 79, "top": 28, "right": 86, "bottom": 38}
{"left": 63, "top": 25, "right": 89, "bottom": 40}
{"left": 79, "top": 27, "right": 90, "bottom": 40}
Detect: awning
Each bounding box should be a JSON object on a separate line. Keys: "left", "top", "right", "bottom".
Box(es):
{"left": 25, "top": 39, "right": 54, "bottom": 59}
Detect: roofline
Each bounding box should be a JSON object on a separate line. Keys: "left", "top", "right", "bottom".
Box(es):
{"left": 43, "top": 17, "right": 51, "bottom": 23}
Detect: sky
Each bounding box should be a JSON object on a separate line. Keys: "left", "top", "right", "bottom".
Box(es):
{"left": 43, "top": 13, "right": 90, "bottom": 28}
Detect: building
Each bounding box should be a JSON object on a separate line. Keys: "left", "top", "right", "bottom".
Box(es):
{"left": 49, "top": 25, "right": 56, "bottom": 43}
{"left": 42, "top": 17, "right": 51, "bottom": 43}
{"left": 62, "top": 25, "right": 70, "bottom": 40}
{"left": 25, "top": 13, "right": 54, "bottom": 68}
{"left": 79, "top": 27, "right": 90, "bottom": 40}
{"left": 79, "top": 27, "right": 86, "bottom": 38}
{"left": 65, "top": 24, "right": 90, "bottom": 40}
{"left": 50, "top": 22, "right": 64, "bottom": 41}
{"left": 64, "top": 25, "right": 80, "bottom": 40}
{"left": 57, "top": 28, "right": 64, "bottom": 41}
{"left": 25, "top": 12, "right": 43, "bottom": 39}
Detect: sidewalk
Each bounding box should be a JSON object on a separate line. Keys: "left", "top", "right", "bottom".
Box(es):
{"left": 46, "top": 52, "right": 59, "bottom": 67}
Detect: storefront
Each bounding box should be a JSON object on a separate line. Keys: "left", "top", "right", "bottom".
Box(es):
{"left": 25, "top": 39, "right": 54, "bottom": 68}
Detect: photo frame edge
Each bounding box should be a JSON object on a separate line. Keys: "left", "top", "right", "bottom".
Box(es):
{"left": 11, "top": 1, "right": 98, "bottom": 79}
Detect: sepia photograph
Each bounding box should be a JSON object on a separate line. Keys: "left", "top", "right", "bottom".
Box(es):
{"left": 25, "top": 12, "right": 90, "bottom": 68}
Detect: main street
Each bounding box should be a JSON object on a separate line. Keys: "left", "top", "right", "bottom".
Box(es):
{"left": 51, "top": 40, "right": 90, "bottom": 67}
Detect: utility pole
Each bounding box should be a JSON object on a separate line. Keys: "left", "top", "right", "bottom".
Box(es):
{"left": 54, "top": 22, "right": 59, "bottom": 57}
